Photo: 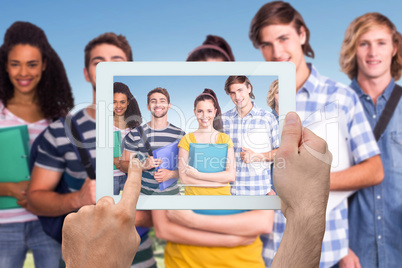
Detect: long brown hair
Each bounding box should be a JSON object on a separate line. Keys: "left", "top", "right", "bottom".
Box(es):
{"left": 194, "top": 88, "right": 223, "bottom": 132}
{"left": 249, "top": 1, "right": 314, "bottom": 58}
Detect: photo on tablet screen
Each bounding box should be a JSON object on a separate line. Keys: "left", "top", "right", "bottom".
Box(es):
{"left": 96, "top": 62, "right": 296, "bottom": 210}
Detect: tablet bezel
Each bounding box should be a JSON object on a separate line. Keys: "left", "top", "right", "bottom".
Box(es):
{"left": 96, "top": 62, "right": 295, "bottom": 209}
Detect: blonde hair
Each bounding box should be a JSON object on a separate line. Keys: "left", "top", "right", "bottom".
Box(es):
{"left": 267, "top": 79, "right": 278, "bottom": 110}
{"left": 340, "top": 12, "right": 402, "bottom": 80}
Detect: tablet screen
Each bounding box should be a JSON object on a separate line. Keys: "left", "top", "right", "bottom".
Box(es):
{"left": 96, "top": 62, "right": 295, "bottom": 209}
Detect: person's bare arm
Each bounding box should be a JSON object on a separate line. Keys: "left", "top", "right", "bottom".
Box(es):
{"left": 119, "top": 150, "right": 131, "bottom": 173}
{"left": 330, "top": 154, "right": 383, "bottom": 191}
{"left": 27, "top": 166, "right": 95, "bottom": 216}
{"left": 0, "top": 181, "right": 31, "bottom": 210}
{"left": 271, "top": 112, "right": 331, "bottom": 268}
{"left": 179, "top": 175, "right": 228, "bottom": 188}
{"left": 0, "top": 181, "right": 29, "bottom": 198}
{"left": 135, "top": 210, "right": 153, "bottom": 228}
{"left": 113, "top": 157, "right": 121, "bottom": 170}
{"left": 339, "top": 248, "right": 362, "bottom": 268}
{"left": 152, "top": 210, "right": 256, "bottom": 247}
{"left": 154, "top": 169, "right": 178, "bottom": 183}
{"left": 178, "top": 147, "right": 236, "bottom": 184}
{"left": 167, "top": 209, "right": 274, "bottom": 236}
{"left": 240, "top": 148, "right": 278, "bottom": 163}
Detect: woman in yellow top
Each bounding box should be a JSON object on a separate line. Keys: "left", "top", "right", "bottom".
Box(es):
{"left": 178, "top": 88, "right": 235, "bottom": 196}
{"left": 164, "top": 88, "right": 265, "bottom": 268}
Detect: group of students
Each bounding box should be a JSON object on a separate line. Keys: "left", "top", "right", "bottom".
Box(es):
{"left": 112, "top": 75, "right": 278, "bottom": 267}
{"left": 0, "top": 1, "right": 401, "bottom": 268}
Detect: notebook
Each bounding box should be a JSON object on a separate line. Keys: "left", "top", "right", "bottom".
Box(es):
{"left": 0, "top": 125, "right": 30, "bottom": 209}
{"left": 188, "top": 143, "right": 228, "bottom": 173}
{"left": 188, "top": 143, "right": 245, "bottom": 215}
{"left": 113, "top": 130, "right": 121, "bottom": 170}
{"left": 153, "top": 140, "right": 180, "bottom": 191}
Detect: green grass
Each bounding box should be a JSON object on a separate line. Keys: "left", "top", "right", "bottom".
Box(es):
{"left": 23, "top": 251, "right": 34, "bottom": 268}
{"left": 150, "top": 228, "right": 166, "bottom": 268}
{"left": 23, "top": 229, "right": 166, "bottom": 268}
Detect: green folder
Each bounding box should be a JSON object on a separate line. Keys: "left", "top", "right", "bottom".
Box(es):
{"left": 113, "top": 130, "right": 122, "bottom": 170}
{"left": 0, "top": 125, "right": 30, "bottom": 209}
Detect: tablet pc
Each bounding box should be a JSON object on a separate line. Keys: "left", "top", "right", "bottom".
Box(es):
{"left": 96, "top": 62, "right": 296, "bottom": 209}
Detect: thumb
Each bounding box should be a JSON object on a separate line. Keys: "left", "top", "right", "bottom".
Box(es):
{"left": 277, "top": 112, "right": 302, "bottom": 157}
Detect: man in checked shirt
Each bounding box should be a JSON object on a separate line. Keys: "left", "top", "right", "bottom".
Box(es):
{"left": 249, "top": 1, "right": 384, "bottom": 267}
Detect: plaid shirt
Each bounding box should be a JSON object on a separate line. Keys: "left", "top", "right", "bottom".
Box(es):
{"left": 221, "top": 103, "right": 279, "bottom": 196}
{"left": 261, "top": 64, "right": 380, "bottom": 268}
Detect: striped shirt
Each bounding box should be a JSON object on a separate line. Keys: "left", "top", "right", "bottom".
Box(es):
{"left": 34, "top": 109, "right": 156, "bottom": 267}
{"left": 0, "top": 101, "right": 50, "bottom": 223}
{"left": 34, "top": 108, "right": 96, "bottom": 192}
{"left": 123, "top": 123, "right": 185, "bottom": 195}
{"left": 262, "top": 64, "right": 380, "bottom": 268}
{"left": 221, "top": 103, "right": 279, "bottom": 196}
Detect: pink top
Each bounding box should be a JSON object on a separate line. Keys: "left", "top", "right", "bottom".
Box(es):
{"left": 0, "top": 101, "right": 50, "bottom": 223}
{"left": 113, "top": 125, "right": 131, "bottom": 177}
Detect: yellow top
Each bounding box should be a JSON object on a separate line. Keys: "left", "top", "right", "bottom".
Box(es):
{"left": 165, "top": 132, "right": 264, "bottom": 268}
{"left": 178, "top": 132, "right": 234, "bottom": 151}
{"left": 178, "top": 132, "right": 234, "bottom": 195}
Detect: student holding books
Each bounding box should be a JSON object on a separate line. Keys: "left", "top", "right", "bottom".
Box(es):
{"left": 162, "top": 89, "right": 266, "bottom": 267}
{"left": 177, "top": 88, "right": 236, "bottom": 192}
{"left": 0, "top": 21, "right": 74, "bottom": 267}
{"left": 112, "top": 82, "right": 142, "bottom": 195}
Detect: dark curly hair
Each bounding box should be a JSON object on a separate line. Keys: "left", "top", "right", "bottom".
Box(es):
{"left": 194, "top": 88, "right": 223, "bottom": 132}
{"left": 0, "top": 21, "right": 74, "bottom": 119}
{"left": 114, "top": 82, "right": 142, "bottom": 129}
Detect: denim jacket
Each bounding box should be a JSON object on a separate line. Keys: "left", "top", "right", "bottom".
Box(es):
{"left": 349, "top": 78, "right": 402, "bottom": 268}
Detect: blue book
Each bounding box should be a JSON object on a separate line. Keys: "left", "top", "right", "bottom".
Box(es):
{"left": 193, "top": 209, "right": 246, "bottom": 215}
{"left": 153, "top": 140, "right": 180, "bottom": 191}
{"left": 188, "top": 143, "right": 228, "bottom": 173}
{"left": 188, "top": 143, "right": 241, "bottom": 214}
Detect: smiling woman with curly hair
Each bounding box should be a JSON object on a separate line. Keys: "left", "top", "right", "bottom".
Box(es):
{"left": 0, "top": 21, "right": 74, "bottom": 267}
{"left": 113, "top": 81, "right": 142, "bottom": 195}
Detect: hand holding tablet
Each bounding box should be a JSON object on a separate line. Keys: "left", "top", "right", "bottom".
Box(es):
{"left": 62, "top": 112, "right": 332, "bottom": 267}
{"left": 271, "top": 112, "right": 331, "bottom": 267}
{"left": 62, "top": 156, "right": 142, "bottom": 268}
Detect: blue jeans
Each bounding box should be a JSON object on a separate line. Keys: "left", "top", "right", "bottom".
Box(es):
{"left": 114, "top": 174, "right": 127, "bottom": 195}
{"left": 0, "top": 220, "right": 61, "bottom": 268}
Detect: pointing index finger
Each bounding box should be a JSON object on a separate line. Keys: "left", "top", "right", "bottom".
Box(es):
{"left": 118, "top": 153, "right": 142, "bottom": 214}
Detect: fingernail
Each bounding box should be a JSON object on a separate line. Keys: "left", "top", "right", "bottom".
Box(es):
{"left": 285, "top": 112, "right": 298, "bottom": 125}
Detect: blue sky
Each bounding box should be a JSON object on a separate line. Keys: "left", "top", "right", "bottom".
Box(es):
{"left": 1, "top": 0, "right": 401, "bottom": 110}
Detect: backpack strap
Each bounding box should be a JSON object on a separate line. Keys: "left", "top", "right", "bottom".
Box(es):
{"left": 62, "top": 116, "right": 96, "bottom": 180}
{"left": 373, "top": 84, "right": 402, "bottom": 141}
{"left": 137, "top": 125, "right": 153, "bottom": 156}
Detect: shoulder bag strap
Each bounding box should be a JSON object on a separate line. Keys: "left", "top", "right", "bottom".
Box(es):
{"left": 137, "top": 126, "right": 153, "bottom": 156}
{"left": 373, "top": 84, "right": 402, "bottom": 141}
